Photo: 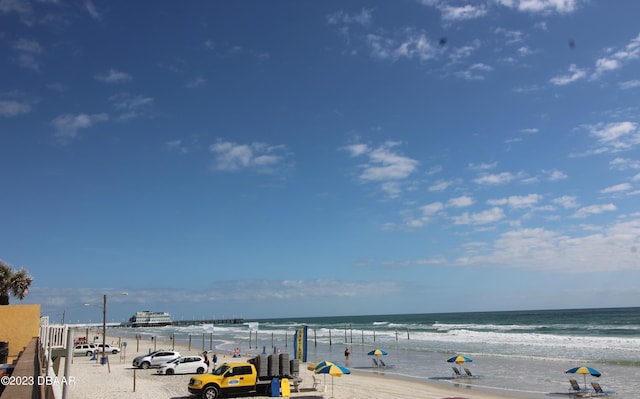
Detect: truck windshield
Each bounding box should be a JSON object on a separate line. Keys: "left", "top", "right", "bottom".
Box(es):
{"left": 212, "top": 365, "right": 229, "bottom": 376}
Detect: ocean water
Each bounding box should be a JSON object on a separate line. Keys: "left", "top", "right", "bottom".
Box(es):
{"left": 112, "top": 307, "right": 640, "bottom": 399}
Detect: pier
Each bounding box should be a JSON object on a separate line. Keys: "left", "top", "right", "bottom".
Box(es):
{"left": 171, "top": 318, "right": 244, "bottom": 327}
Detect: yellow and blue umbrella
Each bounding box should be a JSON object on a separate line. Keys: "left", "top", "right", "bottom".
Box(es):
{"left": 565, "top": 365, "right": 601, "bottom": 389}
{"left": 315, "top": 362, "right": 350, "bottom": 376}
{"left": 307, "top": 360, "right": 332, "bottom": 371}
{"left": 314, "top": 362, "right": 350, "bottom": 398}
{"left": 446, "top": 355, "right": 472, "bottom": 365}
{"left": 367, "top": 349, "right": 388, "bottom": 356}
{"left": 307, "top": 360, "right": 333, "bottom": 386}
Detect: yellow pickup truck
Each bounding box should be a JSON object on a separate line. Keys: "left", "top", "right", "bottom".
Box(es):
{"left": 188, "top": 362, "right": 272, "bottom": 399}
{"left": 189, "top": 353, "right": 301, "bottom": 399}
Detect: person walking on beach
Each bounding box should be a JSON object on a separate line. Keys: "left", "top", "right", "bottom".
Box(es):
{"left": 344, "top": 347, "right": 350, "bottom": 365}
{"left": 203, "top": 352, "right": 210, "bottom": 370}
{"left": 212, "top": 352, "right": 218, "bottom": 370}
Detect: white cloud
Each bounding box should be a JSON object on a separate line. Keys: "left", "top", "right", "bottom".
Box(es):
{"left": 468, "top": 162, "right": 497, "bottom": 171}
{"left": 420, "top": 1, "right": 488, "bottom": 23}
{"left": 84, "top": 0, "right": 101, "bottom": 19}
{"left": 487, "top": 194, "right": 542, "bottom": 208}
{"left": 520, "top": 176, "right": 539, "bottom": 184}
{"left": 349, "top": 143, "right": 416, "bottom": 180}
{"left": 367, "top": 30, "right": 439, "bottom": 62}
{"left": 0, "top": 0, "right": 54, "bottom": 26}
{"left": 455, "top": 63, "right": 493, "bottom": 80}
{"left": 380, "top": 182, "right": 403, "bottom": 198}
{"left": 585, "top": 121, "right": 640, "bottom": 153}
{"left": 601, "top": 183, "right": 631, "bottom": 194}
{"left": 494, "top": 27, "right": 525, "bottom": 44}
{"left": 360, "top": 142, "right": 419, "bottom": 181}
{"left": 589, "top": 121, "right": 636, "bottom": 142}
{"left": 0, "top": 100, "right": 31, "bottom": 117}
{"left": 534, "top": 21, "right": 548, "bottom": 31}
{"left": 428, "top": 180, "right": 453, "bottom": 192}
{"left": 13, "top": 38, "right": 42, "bottom": 54}
{"left": 95, "top": 69, "right": 132, "bottom": 83}
{"left": 453, "top": 207, "right": 505, "bottom": 225}
{"left": 327, "top": 8, "right": 373, "bottom": 26}
{"left": 109, "top": 93, "right": 153, "bottom": 110}
{"left": 441, "top": 4, "right": 488, "bottom": 22}
{"left": 546, "top": 169, "right": 568, "bottom": 181}
{"left": 572, "top": 203, "right": 616, "bottom": 218}
{"left": 426, "top": 165, "right": 443, "bottom": 176}
{"left": 553, "top": 195, "right": 580, "bottom": 209}
{"left": 0, "top": 0, "right": 32, "bottom": 16}
{"left": 549, "top": 64, "right": 587, "bottom": 85}
{"left": 619, "top": 80, "right": 640, "bottom": 90}
{"left": 342, "top": 143, "right": 369, "bottom": 157}
{"left": 473, "top": 172, "right": 515, "bottom": 185}
{"left": 593, "top": 57, "right": 621, "bottom": 76}
{"left": 456, "top": 219, "right": 640, "bottom": 273}
{"left": 448, "top": 40, "right": 482, "bottom": 64}
{"left": 609, "top": 157, "right": 640, "bottom": 171}
{"left": 108, "top": 93, "right": 153, "bottom": 121}
{"left": 342, "top": 141, "right": 419, "bottom": 198}
{"left": 496, "top": 0, "right": 584, "bottom": 14}
{"left": 448, "top": 195, "right": 474, "bottom": 208}
{"left": 185, "top": 76, "right": 206, "bottom": 88}
{"left": 51, "top": 113, "right": 109, "bottom": 139}
{"left": 591, "top": 33, "right": 640, "bottom": 80}
{"left": 517, "top": 46, "right": 534, "bottom": 56}
{"left": 165, "top": 140, "right": 189, "bottom": 155}
{"left": 210, "top": 140, "right": 290, "bottom": 174}
{"left": 12, "top": 38, "right": 42, "bottom": 70}
{"left": 421, "top": 202, "right": 444, "bottom": 215}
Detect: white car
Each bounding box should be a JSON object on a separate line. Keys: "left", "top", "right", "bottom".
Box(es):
{"left": 156, "top": 355, "right": 208, "bottom": 375}
{"left": 132, "top": 350, "right": 181, "bottom": 369}
{"left": 73, "top": 344, "right": 97, "bottom": 356}
{"left": 95, "top": 344, "right": 121, "bottom": 354}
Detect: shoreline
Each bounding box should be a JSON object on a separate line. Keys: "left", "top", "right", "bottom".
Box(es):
{"left": 58, "top": 332, "right": 548, "bottom": 399}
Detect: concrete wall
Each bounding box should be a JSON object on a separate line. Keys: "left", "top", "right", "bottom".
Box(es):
{"left": 0, "top": 304, "right": 41, "bottom": 362}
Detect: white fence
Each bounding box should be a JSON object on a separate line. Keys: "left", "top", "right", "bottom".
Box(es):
{"left": 39, "top": 317, "right": 68, "bottom": 399}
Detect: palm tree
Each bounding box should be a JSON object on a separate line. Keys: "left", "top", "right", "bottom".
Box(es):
{"left": 0, "top": 260, "right": 33, "bottom": 305}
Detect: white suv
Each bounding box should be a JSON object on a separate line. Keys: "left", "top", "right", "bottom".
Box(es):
{"left": 73, "top": 344, "right": 97, "bottom": 356}
{"left": 132, "top": 350, "right": 181, "bottom": 369}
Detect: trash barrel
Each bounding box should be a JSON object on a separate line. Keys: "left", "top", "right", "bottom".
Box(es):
{"left": 290, "top": 358, "right": 300, "bottom": 374}
{"left": 270, "top": 378, "right": 280, "bottom": 397}
{"left": 100, "top": 356, "right": 107, "bottom": 365}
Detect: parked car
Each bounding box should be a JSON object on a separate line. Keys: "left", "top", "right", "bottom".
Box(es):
{"left": 157, "top": 355, "right": 207, "bottom": 375}
{"left": 95, "top": 344, "right": 121, "bottom": 354}
{"left": 132, "top": 350, "right": 181, "bottom": 369}
{"left": 73, "top": 344, "right": 97, "bottom": 356}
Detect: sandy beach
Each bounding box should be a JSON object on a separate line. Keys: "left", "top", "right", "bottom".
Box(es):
{"left": 57, "top": 334, "right": 530, "bottom": 399}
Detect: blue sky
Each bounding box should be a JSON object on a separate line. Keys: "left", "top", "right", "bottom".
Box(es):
{"left": 2, "top": 0, "right": 640, "bottom": 322}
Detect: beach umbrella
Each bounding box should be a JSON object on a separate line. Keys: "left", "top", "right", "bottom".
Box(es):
{"left": 314, "top": 362, "right": 350, "bottom": 398}
{"left": 446, "top": 355, "right": 472, "bottom": 365}
{"left": 368, "top": 349, "right": 388, "bottom": 367}
{"left": 367, "top": 349, "right": 388, "bottom": 356}
{"left": 565, "top": 365, "right": 601, "bottom": 389}
{"left": 307, "top": 360, "right": 337, "bottom": 385}
{"left": 307, "top": 360, "right": 332, "bottom": 371}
